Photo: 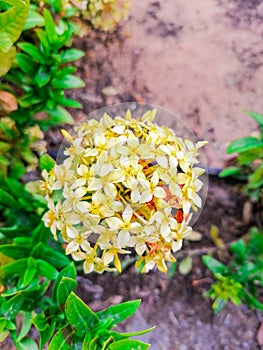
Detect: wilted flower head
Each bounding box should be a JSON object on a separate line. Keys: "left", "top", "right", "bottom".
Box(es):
{"left": 43, "top": 109, "right": 207, "bottom": 273}
{"left": 82, "top": 0, "right": 130, "bottom": 32}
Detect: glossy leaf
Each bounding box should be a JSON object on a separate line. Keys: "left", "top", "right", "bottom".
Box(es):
{"left": 43, "top": 9, "right": 58, "bottom": 44}
{"left": 219, "top": 166, "right": 241, "bottom": 178}
{"left": 108, "top": 339, "right": 150, "bottom": 350}
{"left": 37, "top": 260, "right": 58, "bottom": 280}
{"left": 52, "top": 74, "right": 85, "bottom": 89}
{"left": 17, "top": 311, "right": 31, "bottom": 341}
{"left": 22, "top": 257, "right": 37, "bottom": 287}
{"left": 48, "top": 327, "right": 73, "bottom": 350}
{"left": 52, "top": 262, "right": 76, "bottom": 303}
{"left": 65, "top": 292, "right": 99, "bottom": 337}
{"left": 39, "top": 153, "right": 55, "bottom": 172}
{"left": 0, "top": 188, "right": 19, "bottom": 207}
{"left": 16, "top": 53, "right": 37, "bottom": 76}
{"left": 202, "top": 255, "right": 230, "bottom": 275}
{"left": 1, "top": 293, "right": 25, "bottom": 318}
{"left": 0, "top": 244, "right": 30, "bottom": 259}
{"left": 230, "top": 240, "right": 247, "bottom": 262}
{"left": 31, "top": 242, "right": 70, "bottom": 269}
{"left": 35, "top": 66, "right": 52, "bottom": 87}
{"left": 17, "top": 42, "right": 43, "bottom": 62}
{"left": 226, "top": 137, "right": 263, "bottom": 154}
{"left": 97, "top": 300, "right": 141, "bottom": 326}
{"left": 57, "top": 277, "right": 77, "bottom": 306}
{"left": 24, "top": 8, "right": 44, "bottom": 31}
{"left": 16, "top": 337, "right": 38, "bottom": 350}
{"left": 60, "top": 49, "right": 85, "bottom": 63}
{"left": 245, "top": 110, "right": 263, "bottom": 129}
{"left": 44, "top": 105, "right": 74, "bottom": 125}
{"left": 0, "top": 0, "right": 29, "bottom": 51}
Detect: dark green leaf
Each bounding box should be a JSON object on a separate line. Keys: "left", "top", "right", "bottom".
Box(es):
{"left": 245, "top": 110, "right": 263, "bottom": 129}
{"left": 35, "top": 67, "right": 52, "bottom": 87}
{"left": 0, "top": 225, "right": 29, "bottom": 239}
{"left": 39, "top": 321, "right": 56, "bottom": 350}
{"left": 16, "top": 53, "right": 37, "bottom": 76}
{"left": 0, "top": 245, "right": 30, "bottom": 259}
{"left": 202, "top": 255, "right": 230, "bottom": 275}
{"left": 2, "top": 258, "right": 28, "bottom": 276}
{"left": 108, "top": 339, "right": 150, "bottom": 350}
{"left": 65, "top": 292, "right": 99, "bottom": 337}
{"left": 0, "top": 188, "right": 19, "bottom": 208}
{"left": 57, "top": 277, "right": 77, "bottom": 306}
{"left": 243, "top": 290, "right": 263, "bottom": 311}
{"left": 37, "top": 260, "right": 58, "bottom": 280}
{"left": 17, "top": 43, "right": 43, "bottom": 62}
{"left": 109, "top": 326, "right": 156, "bottom": 342}
{"left": 44, "top": 105, "right": 74, "bottom": 125}
{"left": 35, "top": 29, "right": 49, "bottom": 50}
{"left": 55, "top": 96, "right": 82, "bottom": 109}
{"left": 226, "top": 137, "right": 263, "bottom": 154}
{"left": 219, "top": 167, "right": 241, "bottom": 178}
{"left": 60, "top": 49, "right": 85, "bottom": 63}
{"left": 48, "top": 327, "right": 73, "bottom": 350}
{"left": 31, "top": 242, "right": 70, "bottom": 269}
{"left": 52, "top": 74, "right": 85, "bottom": 89}
{"left": 97, "top": 300, "right": 141, "bottom": 327}
{"left": 230, "top": 240, "right": 247, "bottom": 262}
{"left": 52, "top": 262, "right": 76, "bottom": 303}
{"left": 39, "top": 154, "right": 55, "bottom": 172}
{"left": 1, "top": 293, "right": 24, "bottom": 319}
{"left": 44, "top": 9, "right": 58, "bottom": 44}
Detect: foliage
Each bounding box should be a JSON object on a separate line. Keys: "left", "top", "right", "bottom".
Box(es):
{"left": 219, "top": 110, "right": 263, "bottom": 204}
{"left": 4, "top": 8, "right": 84, "bottom": 130}
{"left": 0, "top": 0, "right": 29, "bottom": 76}
{"left": 43, "top": 109, "right": 207, "bottom": 274}
{"left": 203, "top": 227, "right": 263, "bottom": 313}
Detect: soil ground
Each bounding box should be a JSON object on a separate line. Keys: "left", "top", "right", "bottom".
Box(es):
{"left": 2, "top": 0, "right": 263, "bottom": 349}
{"left": 70, "top": 1, "right": 263, "bottom": 349}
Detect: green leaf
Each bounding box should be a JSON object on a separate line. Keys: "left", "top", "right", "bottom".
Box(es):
{"left": 0, "top": 244, "right": 30, "bottom": 259}
{"left": 43, "top": 9, "right": 58, "bottom": 44}
{"left": 37, "top": 259, "right": 58, "bottom": 280}
{"left": 39, "top": 154, "right": 55, "bottom": 172}
{"left": 16, "top": 337, "right": 38, "bottom": 350}
{"left": 35, "top": 66, "right": 52, "bottom": 87}
{"left": 109, "top": 326, "right": 156, "bottom": 341}
{"left": 22, "top": 257, "right": 37, "bottom": 287}
{"left": 108, "top": 339, "right": 150, "bottom": 350}
{"left": 178, "top": 255, "right": 193, "bottom": 276}
{"left": 2, "top": 258, "right": 29, "bottom": 276}
{"left": 48, "top": 327, "right": 73, "bottom": 350}
{"left": 24, "top": 8, "right": 44, "bottom": 31}
{"left": 202, "top": 255, "right": 230, "bottom": 275}
{"left": 0, "top": 0, "right": 29, "bottom": 49}
{"left": 226, "top": 137, "right": 263, "bottom": 154}
{"left": 52, "top": 74, "right": 85, "bottom": 89}
{"left": 17, "top": 42, "right": 43, "bottom": 62}
{"left": 65, "top": 292, "right": 99, "bottom": 337}
{"left": 31, "top": 242, "right": 70, "bottom": 269}
{"left": 0, "top": 318, "right": 7, "bottom": 333}
{"left": 0, "top": 32, "right": 13, "bottom": 52}
{"left": 39, "top": 321, "right": 56, "bottom": 350}
{"left": 17, "top": 312, "right": 31, "bottom": 341}
{"left": 230, "top": 240, "right": 247, "bottom": 262}
{"left": 1, "top": 293, "right": 25, "bottom": 319}
{"left": 97, "top": 300, "right": 141, "bottom": 327}
{"left": 60, "top": 49, "right": 85, "bottom": 63}
{"left": 57, "top": 277, "right": 77, "bottom": 306}
{"left": 55, "top": 96, "right": 82, "bottom": 109}
{"left": 0, "top": 225, "right": 29, "bottom": 239}
{"left": 0, "top": 188, "right": 19, "bottom": 207}
{"left": 243, "top": 290, "right": 263, "bottom": 311}
{"left": 44, "top": 105, "right": 74, "bottom": 125}
{"left": 16, "top": 52, "right": 37, "bottom": 75}
{"left": 52, "top": 262, "right": 76, "bottom": 303}
{"left": 219, "top": 167, "right": 241, "bottom": 178}
{"left": 35, "top": 29, "right": 49, "bottom": 50}
{"left": 245, "top": 110, "right": 263, "bottom": 129}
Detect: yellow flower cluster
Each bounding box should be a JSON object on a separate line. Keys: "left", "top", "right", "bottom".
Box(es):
{"left": 42, "top": 109, "right": 207, "bottom": 273}
{"left": 82, "top": 0, "right": 130, "bottom": 32}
